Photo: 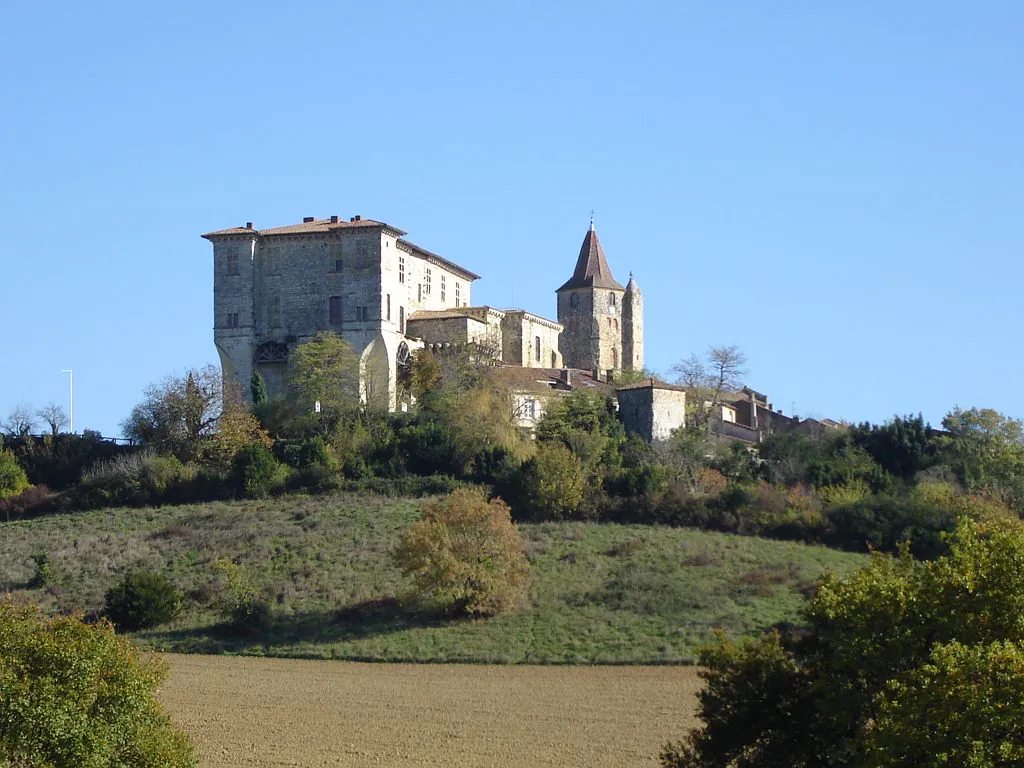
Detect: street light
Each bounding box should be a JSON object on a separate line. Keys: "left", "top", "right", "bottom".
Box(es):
{"left": 59, "top": 369, "right": 73, "bottom": 433}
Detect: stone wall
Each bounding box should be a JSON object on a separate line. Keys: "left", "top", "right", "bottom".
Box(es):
{"left": 556, "top": 286, "right": 626, "bottom": 372}
{"left": 616, "top": 384, "right": 686, "bottom": 442}
{"left": 501, "top": 311, "right": 563, "bottom": 368}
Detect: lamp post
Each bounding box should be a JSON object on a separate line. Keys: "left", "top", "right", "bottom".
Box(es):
{"left": 59, "top": 369, "right": 73, "bottom": 433}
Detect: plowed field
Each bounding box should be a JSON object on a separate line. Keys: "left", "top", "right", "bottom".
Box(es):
{"left": 159, "top": 654, "right": 702, "bottom": 767}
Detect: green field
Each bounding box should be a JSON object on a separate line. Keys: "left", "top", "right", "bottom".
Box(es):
{"left": 0, "top": 493, "right": 866, "bottom": 663}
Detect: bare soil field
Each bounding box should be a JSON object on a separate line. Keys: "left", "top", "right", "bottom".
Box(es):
{"left": 159, "top": 654, "right": 702, "bottom": 767}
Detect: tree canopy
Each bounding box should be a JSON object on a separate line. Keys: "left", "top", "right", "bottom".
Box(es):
{"left": 661, "top": 515, "right": 1024, "bottom": 767}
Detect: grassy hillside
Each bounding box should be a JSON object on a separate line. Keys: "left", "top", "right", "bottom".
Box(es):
{"left": 0, "top": 493, "right": 867, "bottom": 663}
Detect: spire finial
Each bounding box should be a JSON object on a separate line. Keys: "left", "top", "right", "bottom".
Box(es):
{"left": 589, "top": 210, "right": 595, "bottom": 231}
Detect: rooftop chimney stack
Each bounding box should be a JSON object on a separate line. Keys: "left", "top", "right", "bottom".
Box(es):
{"left": 303, "top": 216, "right": 315, "bottom": 223}
{"left": 245, "top": 222, "right": 253, "bottom": 229}
{"left": 330, "top": 215, "right": 339, "bottom": 223}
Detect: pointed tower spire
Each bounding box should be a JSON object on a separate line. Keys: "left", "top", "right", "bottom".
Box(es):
{"left": 556, "top": 224, "right": 624, "bottom": 292}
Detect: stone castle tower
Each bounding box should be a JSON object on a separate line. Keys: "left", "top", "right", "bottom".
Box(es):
{"left": 555, "top": 223, "right": 643, "bottom": 373}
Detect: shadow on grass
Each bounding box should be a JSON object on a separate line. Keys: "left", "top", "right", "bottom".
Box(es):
{"left": 144, "top": 596, "right": 462, "bottom": 655}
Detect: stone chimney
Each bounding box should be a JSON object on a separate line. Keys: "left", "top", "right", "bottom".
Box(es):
{"left": 560, "top": 368, "right": 572, "bottom": 387}
{"left": 592, "top": 367, "right": 604, "bottom": 383}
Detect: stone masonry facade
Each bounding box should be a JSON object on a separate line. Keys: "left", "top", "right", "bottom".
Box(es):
{"left": 203, "top": 214, "right": 642, "bottom": 414}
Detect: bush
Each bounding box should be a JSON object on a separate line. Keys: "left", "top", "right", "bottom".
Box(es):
{"left": 514, "top": 442, "right": 585, "bottom": 520}
{"left": 0, "top": 600, "right": 196, "bottom": 766}
{"left": 232, "top": 443, "right": 283, "bottom": 498}
{"left": 27, "top": 552, "right": 53, "bottom": 588}
{"left": 104, "top": 570, "right": 183, "bottom": 631}
{"left": 212, "top": 559, "right": 274, "bottom": 635}
{"left": 393, "top": 489, "right": 530, "bottom": 616}
{"left": 0, "top": 448, "right": 30, "bottom": 499}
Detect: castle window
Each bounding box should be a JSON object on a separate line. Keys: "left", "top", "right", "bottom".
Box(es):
{"left": 226, "top": 250, "right": 239, "bottom": 276}
{"left": 398, "top": 254, "right": 405, "bottom": 283}
{"left": 265, "top": 251, "right": 276, "bottom": 275}
{"left": 399, "top": 306, "right": 406, "bottom": 333}
{"left": 226, "top": 312, "right": 239, "bottom": 329}
{"left": 329, "top": 296, "right": 343, "bottom": 324}
{"left": 570, "top": 294, "right": 580, "bottom": 310}
{"left": 535, "top": 336, "right": 541, "bottom": 362}
{"left": 612, "top": 347, "right": 619, "bottom": 368}
{"left": 386, "top": 294, "right": 391, "bottom": 321}
{"left": 440, "top": 275, "right": 446, "bottom": 302}
{"left": 417, "top": 284, "right": 422, "bottom": 302}
{"left": 357, "top": 306, "right": 369, "bottom": 321}
{"left": 425, "top": 268, "right": 432, "bottom": 295}
{"left": 455, "top": 281, "right": 461, "bottom": 306}
{"left": 609, "top": 293, "right": 617, "bottom": 308}
{"left": 334, "top": 259, "right": 343, "bottom": 272}
{"left": 551, "top": 350, "right": 557, "bottom": 367}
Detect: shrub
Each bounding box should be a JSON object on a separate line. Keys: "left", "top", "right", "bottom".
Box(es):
{"left": 393, "top": 489, "right": 530, "bottom": 616}
{"left": 212, "top": 559, "right": 274, "bottom": 635}
{"left": 104, "top": 570, "right": 183, "bottom": 631}
{"left": 515, "top": 442, "right": 585, "bottom": 520}
{"left": 27, "top": 552, "right": 53, "bottom": 588}
{"left": 232, "top": 443, "right": 283, "bottom": 498}
{"left": 0, "top": 448, "right": 30, "bottom": 499}
{"left": 0, "top": 600, "right": 196, "bottom": 766}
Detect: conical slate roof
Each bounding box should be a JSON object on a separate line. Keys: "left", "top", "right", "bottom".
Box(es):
{"left": 556, "top": 225, "right": 625, "bottom": 292}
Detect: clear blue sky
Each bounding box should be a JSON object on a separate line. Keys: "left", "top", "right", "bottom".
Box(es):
{"left": 2, "top": 1, "right": 1022, "bottom": 436}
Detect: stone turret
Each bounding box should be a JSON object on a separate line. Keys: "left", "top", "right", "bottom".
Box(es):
{"left": 622, "top": 273, "right": 643, "bottom": 371}
{"left": 556, "top": 223, "right": 626, "bottom": 371}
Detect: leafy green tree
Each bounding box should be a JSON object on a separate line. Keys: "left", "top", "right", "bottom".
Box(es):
{"left": 516, "top": 442, "right": 585, "bottom": 520}
{"left": 0, "top": 448, "right": 30, "bottom": 499}
{"left": 939, "top": 407, "right": 1024, "bottom": 508}
{"left": 393, "top": 489, "right": 530, "bottom": 616}
{"left": 661, "top": 516, "right": 1024, "bottom": 767}
{"left": 250, "top": 371, "right": 268, "bottom": 405}
{"left": 850, "top": 413, "right": 936, "bottom": 480}
{"left": 232, "top": 443, "right": 282, "bottom": 498}
{"left": 289, "top": 331, "right": 359, "bottom": 428}
{"left": 0, "top": 600, "right": 196, "bottom": 766}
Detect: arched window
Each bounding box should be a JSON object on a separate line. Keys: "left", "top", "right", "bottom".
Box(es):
{"left": 535, "top": 336, "right": 541, "bottom": 362}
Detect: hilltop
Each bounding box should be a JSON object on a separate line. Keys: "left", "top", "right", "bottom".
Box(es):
{"left": 0, "top": 492, "right": 865, "bottom": 664}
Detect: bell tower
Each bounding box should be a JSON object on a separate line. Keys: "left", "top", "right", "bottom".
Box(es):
{"left": 555, "top": 221, "right": 626, "bottom": 372}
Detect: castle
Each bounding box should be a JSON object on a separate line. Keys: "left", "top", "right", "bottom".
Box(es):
{"left": 202, "top": 214, "right": 643, "bottom": 410}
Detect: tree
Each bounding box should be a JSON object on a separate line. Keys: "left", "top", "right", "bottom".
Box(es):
{"left": 939, "top": 407, "right": 1024, "bottom": 509}
{"left": 1, "top": 403, "right": 37, "bottom": 437}
{"left": 517, "top": 442, "right": 586, "bottom": 520}
{"left": 35, "top": 402, "right": 69, "bottom": 436}
{"left": 392, "top": 489, "right": 530, "bottom": 616}
{"left": 250, "top": 371, "right": 268, "bottom": 405}
{"left": 0, "top": 448, "right": 30, "bottom": 499}
{"left": 850, "top": 413, "right": 936, "bottom": 480}
{"left": 660, "top": 516, "right": 1024, "bottom": 767}
{"left": 0, "top": 600, "right": 196, "bottom": 766}
{"left": 203, "top": 386, "right": 272, "bottom": 470}
{"left": 289, "top": 331, "right": 359, "bottom": 427}
{"left": 672, "top": 345, "right": 748, "bottom": 430}
{"left": 122, "top": 365, "right": 222, "bottom": 461}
